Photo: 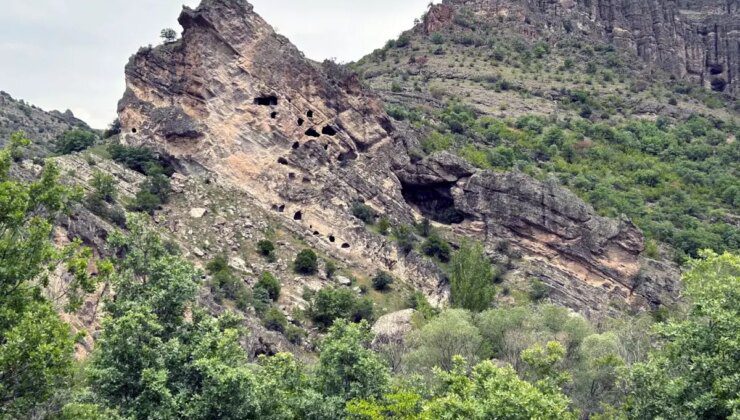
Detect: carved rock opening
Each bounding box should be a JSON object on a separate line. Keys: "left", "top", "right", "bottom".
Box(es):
{"left": 711, "top": 78, "right": 727, "bottom": 92}
{"left": 401, "top": 181, "right": 466, "bottom": 225}
{"left": 271, "top": 111, "right": 278, "bottom": 119}
{"left": 305, "top": 128, "right": 320, "bottom": 137}
{"left": 254, "top": 95, "right": 278, "bottom": 106}
{"left": 278, "top": 157, "right": 289, "bottom": 165}
{"left": 307, "top": 110, "right": 314, "bottom": 118}
{"left": 294, "top": 211, "right": 302, "bottom": 220}
{"left": 292, "top": 141, "right": 300, "bottom": 150}
{"left": 321, "top": 125, "right": 338, "bottom": 136}
{"left": 329, "top": 235, "right": 336, "bottom": 243}
{"left": 297, "top": 118, "right": 305, "bottom": 126}
{"left": 341, "top": 243, "right": 350, "bottom": 249}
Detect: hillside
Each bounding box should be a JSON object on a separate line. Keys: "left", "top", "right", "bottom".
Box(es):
{"left": 0, "top": 0, "right": 738, "bottom": 418}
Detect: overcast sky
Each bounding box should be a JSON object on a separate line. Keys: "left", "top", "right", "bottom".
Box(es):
{"left": 0, "top": 0, "right": 434, "bottom": 128}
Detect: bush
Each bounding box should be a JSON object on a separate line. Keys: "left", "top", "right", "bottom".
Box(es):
{"left": 129, "top": 174, "right": 171, "bottom": 215}
{"left": 56, "top": 129, "right": 96, "bottom": 154}
{"left": 294, "top": 249, "right": 318, "bottom": 275}
{"left": 377, "top": 217, "right": 391, "bottom": 236}
{"left": 396, "top": 33, "right": 411, "bottom": 48}
{"left": 430, "top": 33, "right": 445, "bottom": 45}
{"left": 256, "top": 271, "right": 281, "bottom": 301}
{"left": 90, "top": 171, "right": 117, "bottom": 204}
{"left": 108, "top": 144, "right": 171, "bottom": 176}
{"left": 450, "top": 241, "right": 495, "bottom": 312}
{"left": 285, "top": 324, "right": 305, "bottom": 344}
{"left": 421, "top": 233, "right": 452, "bottom": 263}
{"left": 129, "top": 190, "right": 161, "bottom": 215}
{"left": 352, "top": 202, "right": 376, "bottom": 224}
{"left": 257, "top": 239, "right": 275, "bottom": 258}
{"left": 325, "top": 260, "right": 337, "bottom": 279}
{"left": 372, "top": 271, "right": 394, "bottom": 291}
{"left": 263, "top": 307, "right": 287, "bottom": 333}
{"left": 528, "top": 278, "right": 549, "bottom": 302}
{"left": 393, "top": 225, "right": 417, "bottom": 254}
{"left": 307, "top": 287, "right": 374, "bottom": 329}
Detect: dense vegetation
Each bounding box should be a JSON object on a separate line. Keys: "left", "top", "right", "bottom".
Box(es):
{"left": 410, "top": 104, "right": 739, "bottom": 262}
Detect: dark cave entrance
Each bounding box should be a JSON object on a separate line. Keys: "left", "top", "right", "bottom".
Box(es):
{"left": 321, "top": 125, "right": 338, "bottom": 136}
{"left": 401, "top": 181, "right": 466, "bottom": 225}
{"left": 305, "top": 128, "right": 321, "bottom": 138}
{"left": 254, "top": 95, "right": 278, "bottom": 106}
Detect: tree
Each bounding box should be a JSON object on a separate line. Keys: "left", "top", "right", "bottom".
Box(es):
{"left": 90, "top": 171, "right": 117, "bottom": 203}
{"left": 0, "top": 135, "right": 94, "bottom": 417}
{"left": 55, "top": 129, "right": 96, "bottom": 154}
{"left": 624, "top": 251, "right": 740, "bottom": 419}
{"left": 449, "top": 241, "right": 494, "bottom": 312}
{"left": 307, "top": 287, "right": 374, "bottom": 330}
{"left": 421, "top": 232, "right": 451, "bottom": 262}
{"left": 256, "top": 271, "right": 281, "bottom": 301}
{"left": 294, "top": 249, "right": 318, "bottom": 275}
{"left": 372, "top": 271, "right": 394, "bottom": 291}
{"left": 317, "top": 320, "right": 389, "bottom": 403}
{"left": 256, "top": 239, "right": 275, "bottom": 258}
{"left": 160, "top": 28, "right": 177, "bottom": 44}
{"left": 406, "top": 309, "right": 482, "bottom": 372}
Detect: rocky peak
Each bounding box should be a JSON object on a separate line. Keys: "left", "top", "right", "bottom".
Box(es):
{"left": 118, "top": 0, "right": 678, "bottom": 318}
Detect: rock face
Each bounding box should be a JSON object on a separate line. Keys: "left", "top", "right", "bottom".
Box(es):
{"left": 119, "top": 0, "right": 678, "bottom": 318}
{"left": 0, "top": 91, "right": 90, "bottom": 155}
{"left": 425, "top": 0, "right": 738, "bottom": 96}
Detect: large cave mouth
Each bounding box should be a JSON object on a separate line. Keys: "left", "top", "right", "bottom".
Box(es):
{"left": 254, "top": 95, "right": 278, "bottom": 106}
{"left": 401, "top": 181, "right": 466, "bottom": 225}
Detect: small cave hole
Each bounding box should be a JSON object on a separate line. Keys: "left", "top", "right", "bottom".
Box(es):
{"left": 321, "top": 125, "right": 338, "bottom": 136}
{"left": 293, "top": 211, "right": 303, "bottom": 220}
{"left": 711, "top": 78, "right": 727, "bottom": 92}
{"left": 131, "top": 128, "right": 137, "bottom": 133}
{"left": 278, "top": 157, "right": 289, "bottom": 165}
{"left": 313, "top": 231, "right": 320, "bottom": 236}
{"left": 709, "top": 63, "right": 724, "bottom": 75}
{"left": 323, "top": 144, "right": 329, "bottom": 150}
{"left": 254, "top": 95, "right": 278, "bottom": 106}
{"left": 302, "top": 177, "right": 311, "bottom": 184}
{"left": 307, "top": 110, "right": 314, "bottom": 118}
{"left": 297, "top": 118, "right": 305, "bottom": 126}
{"left": 292, "top": 141, "right": 300, "bottom": 150}
{"left": 329, "top": 235, "right": 336, "bottom": 243}
{"left": 305, "top": 128, "right": 321, "bottom": 138}
{"left": 341, "top": 243, "right": 350, "bottom": 249}
{"left": 271, "top": 111, "right": 278, "bottom": 119}
{"left": 288, "top": 173, "right": 296, "bottom": 180}
{"left": 278, "top": 204, "right": 285, "bottom": 213}
{"left": 338, "top": 150, "right": 358, "bottom": 163}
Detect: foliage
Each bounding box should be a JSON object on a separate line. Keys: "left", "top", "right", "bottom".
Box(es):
{"left": 90, "top": 171, "right": 117, "bottom": 203}
{"left": 206, "top": 255, "right": 249, "bottom": 308}
{"left": 449, "top": 241, "right": 494, "bottom": 312}
{"left": 256, "top": 239, "right": 275, "bottom": 259}
{"left": 624, "top": 251, "right": 740, "bottom": 419}
{"left": 294, "top": 249, "right": 319, "bottom": 275}
{"left": 256, "top": 271, "right": 281, "bottom": 301}
{"left": 352, "top": 202, "right": 377, "bottom": 225}
{"left": 263, "top": 307, "right": 288, "bottom": 333}
{"left": 0, "top": 135, "right": 94, "bottom": 417}
{"left": 421, "top": 232, "right": 451, "bottom": 262}
{"left": 393, "top": 225, "right": 417, "bottom": 254}
{"left": 108, "top": 144, "right": 171, "bottom": 176}
{"left": 306, "top": 287, "right": 375, "bottom": 330}
{"left": 160, "top": 28, "right": 177, "bottom": 44}
{"left": 406, "top": 309, "right": 482, "bottom": 372}
{"left": 372, "top": 271, "right": 395, "bottom": 291}
{"left": 56, "top": 129, "right": 97, "bottom": 154}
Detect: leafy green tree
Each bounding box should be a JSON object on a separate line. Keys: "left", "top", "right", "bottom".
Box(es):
{"left": 263, "top": 307, "right": 288, "bottom": 333}
{"left": 0, "top": 135, "right": 95, "bottom": 417}
{"left": 421, "top": 232, "right": 451, "bottom": 262}
{"left": 406, "top": 309, "right": 482, "bottom": 372}
{"left": 571, "top": 333, "right": 625, "bottom": 416}
{"left": 256, "top": 271, "right": 281, "bottom": 301}
{"left": 307, "top": 287, "right": 375, "bottom": 330}
{"left": 90, "top": 171, "right": 117, "bottom": 203}
{"left": 352, "top": 202, "right": 377, "bottom": 225}
{"left": 294, "top": 249, "right": 318, "bottom": 275}
{"left": 257, "top": 239, "right": 275, "bottom": 259}
{"left": 56, "top": 129, "right": 97, "bottom": 154}
{"left": 449, "top": 241, "right": 494, "bottom": 312}
{"left": 624, "top": 251, "right": 740, "bottom": 419}
{"left": 317, "top": 320, "right": 390, "bottom": 403}
{"left": 372, "top": 271, "right": 394, "bottom": 291}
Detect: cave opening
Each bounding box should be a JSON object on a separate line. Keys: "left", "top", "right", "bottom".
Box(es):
{"left": 401, "top": 181, "right": 466, "bottom": 225}
{"left": 278, "top": 157, "right": 289, "bottom": 165}
{"left": 307, "top": 110, "right": 314, "bottom": 118}
{"left": 288, "top": 173, "right": 296, "bottom": 180}
{"left": 321, "top": 126, "right": 338, "bottom": 136}
{"left": 711, "top": 78, "right": 727, "bottom": 92}
{"left": 271, "top": 111, "right": 278, "bottom": 119}
{"left": 709, "top": 63, "right": 724, "bottom": 75}
{"left": 294, "top": 211, "right": 303, "bottom": 220}
{"left": 254, "top": 95, "right": 278, "bottom": 106}
{"left": 131, "top": 128, "right": 137, "bottom": 133}
{"left": 298, "top": 118, "right": 305, "bottom": 126}
{"left": 305, "top": 128, "right": 321, "bottom": 138}
{"left": 341, "top": 243, "right": 350, "bottom": 249}
{"left": 329, "top": 235, "right": 336, "bottom": 243}
{"left": 292, "top": 141, "right": 300, "bottom": 150}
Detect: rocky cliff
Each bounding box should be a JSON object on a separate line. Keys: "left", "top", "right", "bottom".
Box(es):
{"left": 424, "top": 0, "right": 738, "bottom": 96}
{"left": 118, "top": 0, "right": 678, "bottom": 317}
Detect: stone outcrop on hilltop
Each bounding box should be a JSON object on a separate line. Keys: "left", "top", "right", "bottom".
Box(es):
{"left": 118, "top": 0, "right": 679, "bottom": 317}
{"left": 0, "top": 91, "right": 89, "bottom": 155}
{"left": 424, "top": 0, "right": 738, "bottom": 97}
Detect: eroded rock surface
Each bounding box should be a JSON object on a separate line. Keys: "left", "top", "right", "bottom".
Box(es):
{"left": 118, "top": 0, "right": 678, "bottom": 318}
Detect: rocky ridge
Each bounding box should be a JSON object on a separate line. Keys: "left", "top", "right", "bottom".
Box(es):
{"left": 116, "top": 0, "right": 678, "bottom": 318}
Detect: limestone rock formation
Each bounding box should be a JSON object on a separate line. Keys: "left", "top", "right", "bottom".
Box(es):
{"left": 118, "top": 0, "right": 678, "bottom": 318}
{"left": 424, "top": 0, "right": 738, "bottom": 96}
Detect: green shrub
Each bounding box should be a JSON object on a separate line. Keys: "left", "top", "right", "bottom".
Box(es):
{"left": 263, "top": 307, "right": 288, "bottom": 333}
{"left": 257, "top": 239, "right": 275, "bottom": 258}
{"left": 352, "top": 202, "right": 376, "bottom": 224}
{"left": 393, "top": 225, "right": 417, "bottom": 254}
{"left": 450, "top": 241, "right": 495, "bottom": 312}
{"left": 294, "top": 249, "right": 318, "bottom": 275}
{"left": 55, "top": 129, "right": 96, "bottom": 154}
{"left": 108, "top": 144, "right": 172, "bottom": 176}
{"left": 256, "top": 271, "right": 281, "bottom": 301}
{"left": 252, "top": 286, "right": 271, "bottom": 314}
{"left": 307, "top": 287, "right": 374, "bottom": 329}
{"left": 285, "top": 324, "right": 305, "bottom": 344}
{"left": 371, "top": 271, "right": 394, "bottom": 291}
{"left": 377, "top": 217, "right": 391, "bottom": 236}
{"left": 90, "top": 171, "right": 117, "bottom": 204}
{"left": 325, "top": 260, "right": 337, "bottom": 279}
{"left": 396, "top": 33, "right": 411, "bottom": 48}
{"left": 430, "top": 33, "right": 445, "bottom": 45}
{"left": 422, "top": 233, "right": 452, "bottom": 263}
{"left": 528, "top": 278, "right": 549, "bottom": 302}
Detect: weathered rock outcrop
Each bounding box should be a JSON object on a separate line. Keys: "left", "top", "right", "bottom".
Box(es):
{"left": 119, "top": 0, "right": 678, "bottom": 318}
{"left": 425, "top": 0, "right": 739, "bottom": 96}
